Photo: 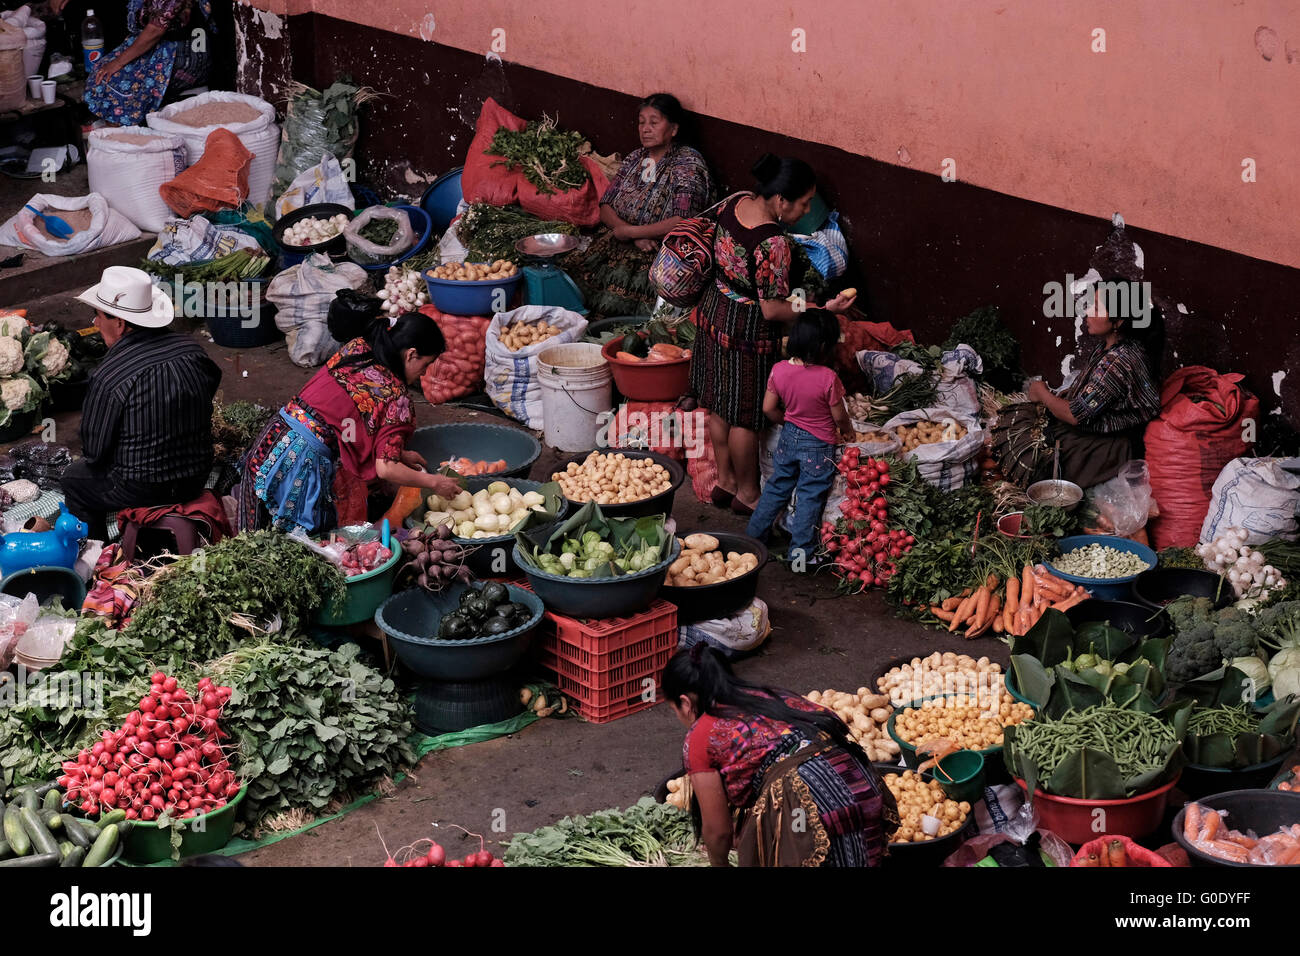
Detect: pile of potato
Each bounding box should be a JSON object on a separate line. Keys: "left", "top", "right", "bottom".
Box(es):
{"left": 426, "top": 259, "right": 519, "bottom": 282}
{"left": 423, "top": 482, "right": 551, "bottom": 539}
{"left": 664, "top": 776, "right": 691, "bottom": 811}
{"left": 876, "top": 653, "right": 1004, "bottom": 708}
{"left": 893, "top": 693, "right": 1034, "bottom": 752}
{"left": 896, "top": 418, "right": 968, "bottom": 451}
{"left": 499, "top": 319, "right": 563, "bottom": 352}
{"left": 805, "top": 688, "right": 900, "bottom": 762}
{"left": 853, "top": 428, "right": 896, "bottom": 443}
{"left": 884, "top": 771, "right": 971, "bottom": 843}
{"left": 666, "top": 534, "right": 759, "bottom": 587}
{"left": 551, "top": 452, "right": 672, "bottom": 505}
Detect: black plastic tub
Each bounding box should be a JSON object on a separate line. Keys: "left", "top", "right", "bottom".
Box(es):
{"left": 272, "top": 203, "right": 353, "bottom": 266}
{"left": 512, "top": 538, "right": 680, "bottom": 619}
{"left": 551, "top": 449, "right": 686, "bottom": 520}
{"left": 414, "top": 679, "right": 522, "bottom": 735}
{"left": 48, "top": 375, "right": 89, "bottom": 413}
{"left": 0, "top": 409, "right": 36, "bottom": 444}
{"left": 1132, "top": 567, "right": 1233, "bottom": 612}
{"left": 873, "top": 763, "right": 977, "bottom": 867}
{"left": 205, "top": 276, "right": 280, "bottom": 348}
{"left": 1066, "top": 599, "right": 1169, "bottom": 638}
{"left": 407, "top": 423, "right": 542, "bottom": 481}
{"left": 372, "top": 582, "right": 543, "bottom": 682}
{"left": 660, "top": 531, "right": 767, "bottom": 624}
{"left": 1178, "top": 755, "right": 1290, "bottom": 800}
{"left": 1172, "top": 789, "right": 1300, "bottom": 866}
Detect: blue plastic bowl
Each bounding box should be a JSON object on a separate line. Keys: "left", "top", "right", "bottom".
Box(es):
{"left": 406, "top": 423, "right": 542, "bottom": 481}
{"left": 373, "top": 582, "right": 543, "bottom": 681}
{"left": 1044, "top": 534, "right": 1158, "bottom": 600}
{"left": 420, "top": 167, "right": 464, "bottom": 232}
{"left": 422, "top": 265, "right": 523, "bottom": 316}
{"left": 511, "top": 538, "right": 680, "bottom": 619}
{"left": 357, "top": 205, "right": 433, "bottom": 274}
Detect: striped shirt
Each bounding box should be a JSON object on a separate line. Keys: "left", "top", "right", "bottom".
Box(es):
{"left": 1065, "top": 338, "right": 1161, "bottom": 434}
{"left": 81, "top": 330, "right": 222, "bottom": 483}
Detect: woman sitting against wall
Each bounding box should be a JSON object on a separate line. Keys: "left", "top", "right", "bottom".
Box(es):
{"left": 569, "top": 93, "right": 714, "bottom": 316}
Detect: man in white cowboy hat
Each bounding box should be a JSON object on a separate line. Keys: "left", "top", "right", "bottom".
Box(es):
{"left": 61, "top": 266, "right": 222, "bottom": 541}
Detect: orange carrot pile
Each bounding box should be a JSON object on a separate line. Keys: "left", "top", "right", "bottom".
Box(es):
{"left": 1183, "top": 802, "right": 1300, "bottom": 865}
{"left": 1076, "top": 838, "right": 1129, "bottom": 867}
{"left": 1277, "top": 763, "right": 1299, "bottom": 792}
{"left": 441, "top": 457, "right": 508, "bottom": 476}
{"left": 929, "top": 564, "right": 1088, "bottom": 639}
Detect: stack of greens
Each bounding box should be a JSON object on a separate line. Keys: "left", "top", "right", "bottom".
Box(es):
{"left": 139, "top": 250, "right": 270, "bottom": 283}
{"left": 488, "top": 116, "right": 590, "bottom": 195}
{"left": 504, "top": 798, "right": 703, "bottom": 867}
{"left": 943, "top": 305, "right": 1021, "bottom": 391}
{"left": 455, "top": 203, "right": 579, "bottom": 263}
{"left": 212, "top": 398, "right": 275, "bottom": 465}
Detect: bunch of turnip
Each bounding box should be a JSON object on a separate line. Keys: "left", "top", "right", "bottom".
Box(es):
{"left": 282, "top": 213, "right": 349, "bottom": 248}
{"left": 378, "top": 266, "right": 429, "bottom": 317}
{"left": 398, "top": 524, "right": 474, "bottom": 591}
{"left": 1196, "top": 526, "right": 1287, "bottom": 599}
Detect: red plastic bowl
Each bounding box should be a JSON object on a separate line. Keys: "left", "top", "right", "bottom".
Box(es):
{"left": 1015, "top": 776, "right": 1180, "bottom": 845}
{"left": 601, "top": 339, "right": 690, "bottom": 401}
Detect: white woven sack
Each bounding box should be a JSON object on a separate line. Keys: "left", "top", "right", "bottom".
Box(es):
{"left": 146, "top": 92, "right": 280, "bottom": 208}
{"left": 1200, "top": 457, "right": 1300, "bottom": 545}
{"left": 88, "top": 127, "right": 187, "bottom": 233}
{"left": 0, "top": 192, "right": 141, "bottom": 256}
{"left": 882, "top": 406, "right": 984, "bottom": 491}
{"left": 483, "top": 306, "right": 589, "bottom": 427}
{"left": 267, "top": 253, "right": 370, "bottom": 367}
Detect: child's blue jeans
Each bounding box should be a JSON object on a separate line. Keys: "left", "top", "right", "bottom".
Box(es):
{"left": 747, "top": 423, "right": 837, "bottom": 563}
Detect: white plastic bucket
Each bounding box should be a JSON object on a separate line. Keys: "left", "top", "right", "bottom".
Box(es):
{"left": 536, "top": 343, "right": 612, "bottom": 453}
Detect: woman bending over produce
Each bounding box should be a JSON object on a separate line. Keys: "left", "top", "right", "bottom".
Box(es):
{"left": 692, "top": 155, "right": 856, "bottom": 515}
{"left": 1024, "top": 275, "right": 1163, "bottom": 489}
{"left": 664, "top": 644, "right": 898, "bottom": 867}
{"left": 238, "top": 308, "right": 462, "bottom": 533}
{"left": 568, "top": 94, "right": 714, "bottom": 315}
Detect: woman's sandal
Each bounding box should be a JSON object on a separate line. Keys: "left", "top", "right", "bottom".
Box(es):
{"left": 709, "top": 486, "right": 735, "bottom": 509}
{"left": 730, "top": 497, "right": 757, "bottom": 517}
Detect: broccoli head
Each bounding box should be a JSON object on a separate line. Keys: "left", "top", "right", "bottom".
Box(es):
{"left": 1255, "top": 600, "right": 1300, "bottom": 649}
{"left": 1215, "top": 605, "right": 1247, "bottom": 626}
{"left": 1213, "top": 620, "right": 1257, "bottom": 660}
{"left": 1167, "top": 595, "right": 1214, "bottom": 631}
{"left": 1168, "top": 621, "right": 1220, "bottom": 683}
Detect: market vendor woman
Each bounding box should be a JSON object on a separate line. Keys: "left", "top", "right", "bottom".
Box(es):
{"left": 76, "top": 0, "right": 214, "bottom": 128}
{"left": 665, "top": 645, "right": 899, "bottom": 867}
{"left": 1026, "top": 276, "right": 1163, "bottom": 488}
{"left": 569, "top": 93, "right": 714, "bottom": 315}
{"left": 238, "top": 310, "right": 462, "bottom": 534}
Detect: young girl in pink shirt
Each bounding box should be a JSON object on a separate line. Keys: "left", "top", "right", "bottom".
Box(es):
{"left": 747, "top": 310, "right": 853, "bottom": 565}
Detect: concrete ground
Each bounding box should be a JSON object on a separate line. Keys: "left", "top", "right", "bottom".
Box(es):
{"left": 6, "top": 253, "right": 1010, "bottom": 868}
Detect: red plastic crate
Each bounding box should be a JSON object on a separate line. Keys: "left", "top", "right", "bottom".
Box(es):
{"left": 534, "top": 598, "right": 679, "bottom": 723}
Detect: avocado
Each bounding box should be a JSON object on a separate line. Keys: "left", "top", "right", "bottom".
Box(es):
{"left": 482, "top": 617, "right": 514, "bottom": 636}
{"left": 481, "top": 582, "right": 509, "bottom": 606}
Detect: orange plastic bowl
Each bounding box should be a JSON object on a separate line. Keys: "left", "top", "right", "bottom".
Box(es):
{"left": 1014, "top": 776, "right": 1180, "bottom": 845}
{"left": 601, "top": 339, "right": 691, "bottom": 401}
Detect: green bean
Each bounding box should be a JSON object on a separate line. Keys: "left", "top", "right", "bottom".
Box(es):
{"left": 1188, "top": 704, "right": 1258, "bottom": 737}
{"left": 1013, "top": 704, "right": 1175, "bottom": 781}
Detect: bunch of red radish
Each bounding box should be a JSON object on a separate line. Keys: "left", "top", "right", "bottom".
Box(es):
{"left": 820, "top": 447, "right": 915, "bottom": 591}
{"left": 59, "top": 672, "right": 240, "bottom": 822}
{"left": 380, "top": 827, "right": 506, "bottom": 868}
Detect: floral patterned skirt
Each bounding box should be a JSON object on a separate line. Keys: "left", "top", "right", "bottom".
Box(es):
{"left": 238, "top": 413, "right": 336, "bottom": 534}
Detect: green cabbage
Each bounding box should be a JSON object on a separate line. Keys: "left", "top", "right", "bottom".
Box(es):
{"left": 1269, "top": 647, "right": 1300, "bottom": 700}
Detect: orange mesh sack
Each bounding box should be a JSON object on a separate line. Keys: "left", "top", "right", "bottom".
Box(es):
{"left": 159, "top": 128, "right": 252, "bottom": 216}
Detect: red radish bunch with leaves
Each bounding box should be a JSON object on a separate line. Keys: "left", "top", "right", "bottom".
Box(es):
{"left": 59, "top": 673, "right": 240, "bottom": 822}
{"left": 340, "top": 540, "right": 393, "bottom": 577}
{"left": 820, "top": 448, "right": 915, "bottom": 592}
{"left": 377, "top": 823, "right": 506, "bottom": 868}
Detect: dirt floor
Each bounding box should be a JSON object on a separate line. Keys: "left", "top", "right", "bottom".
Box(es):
{"left": 9, "top": 280, "right": 1011, "bottom": 867}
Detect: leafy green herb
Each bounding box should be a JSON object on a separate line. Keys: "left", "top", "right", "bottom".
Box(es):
{"left": 1020, "top": 503, "right": 1081, "bottom": 538}
{"left": 503, "top": 797, "right": 703, "bottom": 867}
{"left": 455, "top": 203, "right": 579, "bottom": 263}
{"left": 358, "top": 216, "right": 399, "bottom": 246}
{"left": 892, "top": 341, "right": 943, "bottom": 371}
{"left": 943, "top": 305, "right": 1020, "bottom": 389}
{"left": 488, "top": 116, "right": 590, "bottom": 195}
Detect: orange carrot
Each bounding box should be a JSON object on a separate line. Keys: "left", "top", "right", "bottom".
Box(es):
{"left": 1107, "top": 839, "right": 1127, "bottom": 867}
{"left": 1051, "top": 591, "right": 1089, "bottom": 612}
{"left": 1204, "top": 841, "right": 1250, "bottom": 863}
{"left": 1005, "top": 577, "right": 1020, "bottom": 616}
{"left": 941, "top": 596, "right": 964, "bottom": 612}
{"left": 1021, "top": 565, "right": 1035, "bottom": 607}
{"left": 1202, "top": 809, "right": 1221, "bottom": 842}
{"left": 986, "top": 573, "right": 1000, "bottom": 591}
{"left": 950, "top": 591, "right": 979, "bottom": 633}
{"left": 1184, "top": 803, "right": 1203, "bottom": 842}
{"left": 992, "top": 616, "right": 1005, "bottom": 634}
{"left": 972, "top": 587, "right": 991, "bottom": 627}
{"left": 931, "top": 607, "right": 956, "bottom": 622}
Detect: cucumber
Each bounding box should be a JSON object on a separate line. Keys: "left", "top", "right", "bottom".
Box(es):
{"left": 40, "top": 810, "right": 63, "bottom": 832}
{"left": 42, "top": 789, "right": 61, "bottom": 811}
{"left": 62, "top": 817, "right": 93, "bottom": 849}
{"left": 3, "top": 805, "right": 29, "bottom": 857}
{"left": 60, "top": 847, "right": 85, "bottom": 868}
{"left": 17, "top": 788, "right": 37, "bottom": 812}
{"left": 83, "top": 825, "right": 118, "bottom": 868}
{"left": 21, "top": 807, "right": 60, "bottom": 858}
{"left": 59, "top": 841, "right": 75, "bottom": 858}
{"left": 0, "top": 851, "right": 60, "bottom": 867}
{"left": 31, "top": 781, "right": 58, "bottom": 797}
{"left": 95, "top": 809, "right": 126, "bottom": 830}
{"left": 0, "top": 839, "right": 10, "bottom": 860}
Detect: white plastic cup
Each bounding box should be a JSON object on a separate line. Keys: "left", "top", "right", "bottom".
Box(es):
{"left": 40, "top": 80, "right": 56, "bottom": 105}
{"left": 28, "top": 75, "right": 42, "bottom": 99}
{"left": 920, "top": 814, "right": 942, "bottom": 836}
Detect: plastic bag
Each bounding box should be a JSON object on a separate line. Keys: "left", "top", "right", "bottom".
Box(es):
{"left": 419, "top": 306, "right": 490, "bottom": 403}
{"left": 15, "top": 614, "right": 75, "bottom": 659}
{"left": 516, "top": 154, "right": 610, "bottom": 228}
{"left": 343, "top": 206, "right": 415, "bottom": 265}
{"left": 677, "top": 599, "right": 771, "bottom": 658}
{"left": 943, "top": 800, "right": 1074, "bottom": 867}
{"left": 1071, "top": 834, "right": 1174, "bottom": 867}
{"left": 791, "top": 211, "right": 849, "bottom": 279}
{"left": 158, "top": 128, "right": 254, "bottom": 217}
{"left": 483, "top": 306, "right": 589, "bottom": 427}
{"left": 0, "top": 592, "right": 24, "bottom": 669}
{"left": 1086, "top": 459, "right": 1154, "bottom": 537}
{"left": 1200, "top": 457, "right": 1300, "bottom": 545}
{"left": 267, "top": 253, "right": 371, "bottom": 367}
{"left": 148, "top": 214, "right": 263, "bottom": 267}
{"left": 272, "top": 82, "right": 363, "bottom": 198}
{"left": 882, "top": 406, "right": 984, "bottom": 491}
{"left": 273, "top": 152, "right": 355, "bottom": 220}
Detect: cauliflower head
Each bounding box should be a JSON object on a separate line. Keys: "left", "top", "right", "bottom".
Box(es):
{"left": 40, "top": 337, "right": 69, "bottom": 379}
{"left": 0, "top": 337, "right": 24, "bottom": 377}
{"left": 1, "top": 377, "right": 30, "bottom": 411}
{"left": 0, "top": 314, "right": 29, "bottom": 340}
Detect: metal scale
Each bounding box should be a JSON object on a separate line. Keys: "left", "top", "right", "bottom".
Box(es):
{"left": 514, "top": 233, "right": 587, "bottom": 314}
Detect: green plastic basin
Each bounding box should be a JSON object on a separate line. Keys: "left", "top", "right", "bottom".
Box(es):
{"left": 316, "top": 526, "right": 401, "bottom": 626}
{"left": 122, "top": 785, "right": 248, "bottom": 864}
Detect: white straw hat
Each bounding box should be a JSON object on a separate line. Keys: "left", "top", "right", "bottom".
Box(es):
{"left": 74, "top": 266, "right": 174, "bottom": 328}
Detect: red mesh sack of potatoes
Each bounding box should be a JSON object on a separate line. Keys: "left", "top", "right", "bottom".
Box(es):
{"left": 419, "top": 305, "right": 491, "bottom": 403}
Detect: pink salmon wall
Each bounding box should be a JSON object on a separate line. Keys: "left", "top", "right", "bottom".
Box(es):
{"left": 242, "top": 0, "right": 1300, "bottom": 270}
